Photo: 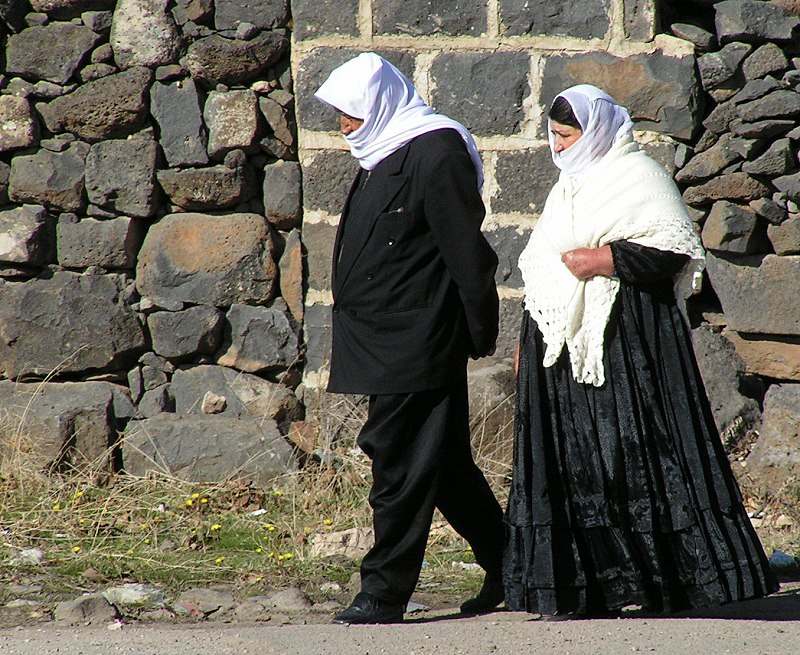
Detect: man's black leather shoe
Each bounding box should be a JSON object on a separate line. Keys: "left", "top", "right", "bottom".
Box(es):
{"left": 333, "top": 592, "right": 405, "bottom": 624}
{"left": 460, "top": 573, "right": 504, "bottom": 614}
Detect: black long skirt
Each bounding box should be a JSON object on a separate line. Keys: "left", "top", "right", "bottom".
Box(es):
{"left": 503, "top": 276, "right": 778, "bottom": 614}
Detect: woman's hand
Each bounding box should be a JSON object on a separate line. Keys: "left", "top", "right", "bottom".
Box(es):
{"left": 561, "top": 245, "right": 615, "bottom": 280}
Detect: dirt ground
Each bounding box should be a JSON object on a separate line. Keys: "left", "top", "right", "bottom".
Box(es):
{"left": 2, "top": 582, "right": 799, "bottom": 655}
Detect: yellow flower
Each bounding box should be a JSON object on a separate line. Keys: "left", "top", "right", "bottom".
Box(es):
{"left": 255, "top": 547, "right": 263, "bottom": 553}
{"left": 210, "top": 523, "right": 222, "bottom": 532}
{"left": 200, "top": 497, "right": 209, "bottom": 504}
{"left": 278, "top": 552, "right": 294, "bottom": 561}
{"left": 215, "top": 556, "right": 225, "bottom": 565}
{"left": 184, "top": 499, "right": 193, "bottom": 507}
{"left": 272, "top": 490, "right": 284, "bottom": 497}
{"left": 72, "top": 490, "right": 84, "bottom": 500}
{"left": 264, "top": 523, "right": 276, "bottom": 532}
{"left": 267, "top": 551, "right": 275, "bottom": 559}
{"left": 191, "top": 492, "right": 200, "bottom": 499}
{"left": 71, "top": 545, "right": 81, "bottom": 553}
{"left": 143, "top": 538, "right": 150, "bottom": 545}
{"left": 52, "top": 502, "right": 62, "bottom": 512}
{"left": 139, "top": 523, "right": 149, "bottom": 531}
{"left": 323, "top": 518, "right": 333, "bottom": 526}
{"left": 79, "top": 518, "right": 88, "bottom": 526}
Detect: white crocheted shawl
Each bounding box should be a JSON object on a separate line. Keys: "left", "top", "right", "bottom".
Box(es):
{"left": 518, "top": 134, "right": 705, "bottom": 387}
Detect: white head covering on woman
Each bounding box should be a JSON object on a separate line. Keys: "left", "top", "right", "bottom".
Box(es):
{"left": 314, "top": 52, "right": 484, "bottom": 190}
{"left": 518, "top": 84, "right": 705, "bottom": 387}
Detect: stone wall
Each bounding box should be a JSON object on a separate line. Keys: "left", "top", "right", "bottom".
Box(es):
{"left": 0, "top": 0, "right": 303, "bottom": 482}
{"left": 0, "top": 0, "right": 798, "bottom": 492}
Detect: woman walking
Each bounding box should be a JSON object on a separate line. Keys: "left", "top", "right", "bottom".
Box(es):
{"left": 504, "top": 84, "right": 778, "bottom": 617}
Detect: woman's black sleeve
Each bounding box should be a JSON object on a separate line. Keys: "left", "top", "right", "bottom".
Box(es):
{"left": 610, "top": 240, "right": 690, "bottom": 288}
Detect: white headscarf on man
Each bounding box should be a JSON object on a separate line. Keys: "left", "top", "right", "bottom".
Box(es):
{"left": 314, "top": 52, "right": 484, "bottom": 190}
{"left": 518, "top": 84, "right": 705, "bottom": 387}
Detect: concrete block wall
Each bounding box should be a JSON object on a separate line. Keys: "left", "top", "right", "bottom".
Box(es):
{"left": 292, "top": 0, "right": 698, "bottom": 392}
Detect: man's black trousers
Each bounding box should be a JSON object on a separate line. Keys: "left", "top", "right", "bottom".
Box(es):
{"left": 356, "top": 374, "right": 505, "bottom": 605}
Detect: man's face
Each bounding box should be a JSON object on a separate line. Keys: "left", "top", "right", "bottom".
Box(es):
{"left": 339, "top": 113, "right": 364, "bottom": 135}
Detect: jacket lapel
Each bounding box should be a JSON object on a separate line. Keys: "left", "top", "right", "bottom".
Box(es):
{"left": 335, "top": 144, "right": 411, "bottom": 293}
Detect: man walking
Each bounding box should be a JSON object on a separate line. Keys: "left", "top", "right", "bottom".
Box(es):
{"left": 315, "top": 53, "right": 505, "bottom": 624}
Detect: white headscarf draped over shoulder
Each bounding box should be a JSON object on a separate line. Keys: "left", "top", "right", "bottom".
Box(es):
{"left": 314, "top": 52, "right": 484, "bottom": 190}
{"left": 518, "top": 84, "right": 705, "bottom": 387}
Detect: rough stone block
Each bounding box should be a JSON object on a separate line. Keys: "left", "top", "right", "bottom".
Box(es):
{"left": 279, "top": 228, "right": 304, "bottom": 322}
{"left": 181, "top": 31, "right": 288, "bottom": 88}
{"left": 28, "top": 1, "right": 115, "bottom": 15}
{"left": 302, "top": 150, "right": 358, "bottom": 214}
{"left": 123, "top": 413, "right": 295, "bottom": 484}
{"left": 0, "top": 96, "right": 38, "bottom": 152}
{"left": 746, "top": 384, "right": 800, "bottom": 492}
{"left": 138, "top": 385, "right": 174, "bottom": 418}
{"left": 493, "top": 146, "right": 558, "bottom": 215}
{"left": 741, "top": 138, "right": 793, "bottom": 177}
{"left": 37, "top": 67, "right": 152, "bottom": 142}
{"left": 697, "top": 42, "right": 751, "bottom": 91}
{"left": 690, "top": 324, "right": 761, "bottom": 437}
{"left": 738, "top": 90, "right": 800, "bottom": 123}
{"left": 0, "top": 205, "right": 53, "bottom": 266}
{"left": 82, "top": 10, "right": 113, "bottom": 32}
{"left": 85, "top": 138, "right": 159, "bottom": 218}
{"left": 263, "top": 160, "right": 301, "bottom": 229}
{"left": 706, "top": 253, "right": 800, "bottom": 335}
{"left": 110, "top": 0, "right": 182, "bottom": 69}
{"left": 430, "top": 51, "right": 530, "bottom": 136}
{"left": 670, "top": 23, "right": 716, "bottom": 51}
{"left": 80, "top": 63, "right": 117, "bottom": 82}
{"left": 204, "top": 90, "right": 260, "bottom": 160}
{"left": 768, "top": 216, "right": 800, "bottom": 255}
{"left": 624, "top": 0, "right": 657, "bottom": 41}
{"left": 539, "top": 50, "right": 700, "bottom": 140}
{"left": 701, "top": 201, "right": 767, "bottom": 254}
{"left": 5, "top": 22, "right": 99, "bottom": 85}
{"left": 8, "top": 142, "right": 88, "bottom": 213}
{"left": 0, "top": 380, "right": 126, "bottom": 472}
{"left": 724, "top": 330, "right": 800, "bottom": 381}
{"left": 217, "top": 303, "right": 300, "bottom": 373}
{"left": 259, "top": 95, "right": 295, "bottom": 147}
{"left": 57, "top": 215, "right": 143, "bottom": 269}
{"left": 683, "top": 172, "right": 769, "bottom": 206}
{"left": 150, "top": 79, "right": 208, "bottom": 168}
{"left": 170, "top": 364, "right": 302, "bottom": 423}
{"left": 303, "top": 303, "right": 331, "bottom": 374}
{"left": 496, "top": 296, "right": 523, "bottom": 361}
{"left": 214, "top": 0, "right": 289, "bottom": 30}
{"left": 676, "top": 133, "right": 740, "bottom": 184}
{"left": 373, "top": 0, "right": 487, "bottom": 36}
{"left": 296, "top": 48, "right": 416, "bottom": 132}
{"left": 731, "top": 77, "right": 780, "bottom": 105}
{"left": 485, "top": 225, "right": 531, "bottom": 289}
{"left": 136, "top": 212, "right": 277, "bottom": 307}
{"left": 292, "top": 0, "right": 358, "bottom": 40}
{"left": 0, "top": 163, "right": 10, "bottom": 208}
{"left": 147, "top": 306, "right": 224, "bottom": 360}
{"left": 303, "top": 220, "right": 337, "bottom": 291}
{"left": 750, "top": 197, "right": 787, "bottom": 225}
{"left": 715, "top": 0, "right": 800, "bottom": 44}
{"left": 743, "top": 43, "right": 789, "bottom": 80}
{"left": 730, "top": 117, "right": 795, "bottom": 139}
{"left": 0, "top": 272, "right": 145, "bottom": 379}
{"left": 157, "top": 165, "right": 255, "bottom": 211}
{"left": 500, "top": 0, "right": 610, "bottom": 38}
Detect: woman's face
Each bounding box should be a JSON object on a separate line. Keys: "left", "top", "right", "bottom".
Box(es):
{"left": 339, "top": 113, "right": 364, "bottom": 135}
{"left": 550, "top": 120, "right": 583, "bottom": 153}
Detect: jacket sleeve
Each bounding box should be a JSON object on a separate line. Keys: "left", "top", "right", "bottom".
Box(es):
{"left": 423, "top": 146, "right": 499, "bottom": 358}
{"left": 610, "top": 240, "right": 690, "bottom": 289}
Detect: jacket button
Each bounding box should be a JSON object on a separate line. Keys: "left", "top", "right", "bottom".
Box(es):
{"left": 367, "top": 272, "right": 374, "bottom": 280}
{"left": 387, "top": 239, "right": 395, "bottom": 246}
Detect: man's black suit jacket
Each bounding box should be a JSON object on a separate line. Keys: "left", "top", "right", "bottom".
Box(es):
{"left": 326, "top": 128, "right": 499, "bottom": 395}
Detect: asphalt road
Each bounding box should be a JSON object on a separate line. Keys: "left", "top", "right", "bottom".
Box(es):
{"left": 2, "top": 582, "right": 799, "bottom": 655}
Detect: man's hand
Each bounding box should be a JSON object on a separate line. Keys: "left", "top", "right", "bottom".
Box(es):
{"left": 561, "top": 245, "right": 615, "bottom": 280}
{"left": 514, "top": 341, "right": 520, "bottom": 376}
